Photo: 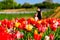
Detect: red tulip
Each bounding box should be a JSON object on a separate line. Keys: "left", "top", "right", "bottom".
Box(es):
{"left": 49, "top": 18, "right": 54, "bottom": 24}
{"left": 35, "top": 22, "right": 42, "bottom": 28}
{"left": 41, "top": 20, "right": 46, "bottom": 25}
{"left": 27, "top": 18, "right": 36, "bottom": 25}
{"left": 57, "top": 19, "right": 60, "bottom": 26}
{"left": 50, "top": 24, "right": 57, "bottom": 31}
{"left": 15, "top": 31, "right": 24, "bottom": 39}
{"left": 18, "top": 18, "right": 25, "bottom": 23}
{"left": 18, "top": 22, "right": 26, "bottom": 29}
{"left": 31, "top": 20, "right": 37, "bottom": 25}
{"left": 34, "top": 30, "right": 42, "bottom": 40}
{"left": 49, "top": 34, "right": 54, "bottom": 40}
{"left": 27, "top": 18, "right": 31, "bottom": 24}
{"left": 0, "top": 28, "right": 14, "bottom": 40}
{"left": 34, "top": 33, "right": 42, "bottom": 40}
{"left": 18, "top": 24, "right": 24, "bottom": 29}
{"left": 15, "top": 18, "right": 19, "bottom": 22}
{"left": 34, "top": 30, "right": 38, "bottom": 39}
{"left": 0, "top": 26, "right": 6, "bottom": 32}
{"left": 20, "top": 32, "right": 24, "bottom": 38}
{"left": 7, "top": 21, "right": 14, "bottom": 28}
{"left": 38, "top": 25, "right": 47, "bottom": 33}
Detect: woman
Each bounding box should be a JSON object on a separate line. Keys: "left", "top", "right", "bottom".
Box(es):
{"left": 37, "top": 7, "right": 42, "bottom": 20}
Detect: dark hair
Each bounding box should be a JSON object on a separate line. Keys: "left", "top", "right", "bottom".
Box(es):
{"left": 37, "top": 6, "right": 40, "bottom": 9}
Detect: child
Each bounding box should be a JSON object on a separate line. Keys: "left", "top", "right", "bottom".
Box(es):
{"left": 34, "top": 13, "right": 38, "bottom": 21}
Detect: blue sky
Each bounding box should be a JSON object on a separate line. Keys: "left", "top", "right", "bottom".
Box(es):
{"left": 15, "top": 0, "right": 44, "bottom": 4}
{"left": 0, "top": 0, "right": 60, "bottom": 4}
{"left": 15, "top": 0, "right": 60, "bottom": 4}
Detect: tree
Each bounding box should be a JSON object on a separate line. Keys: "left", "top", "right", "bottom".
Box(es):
{"left": 1, "top": 0, "right": 18, "bottom": 9}
{"left": 2, "top": 0, "right": 14, "bottom": 3}
{"left": 22, "top": 3, "right": 32, "bottom": 8}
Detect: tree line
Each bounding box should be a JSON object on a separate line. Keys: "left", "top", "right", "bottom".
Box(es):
{"left": 0, "top": 0, "right": 60, "bottom": 10}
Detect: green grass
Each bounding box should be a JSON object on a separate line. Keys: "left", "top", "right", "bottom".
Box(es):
{"left": 0, "top": 9, "right": 55, "bottom": 20}
{"left": 42, "top": 9, "right": 54, "bottom": 18}
{"left": 0, "top": 11, "right": 54, "bottom": 20}
{"left": 0, "top": 13, "right": 34, "bottom": 20}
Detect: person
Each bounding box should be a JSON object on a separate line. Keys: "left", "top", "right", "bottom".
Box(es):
{"left": 37, "top": 7, "right": 42, "bottom": 20}
{"left": 34, "top": 12, "right": 38, "bottom": 21}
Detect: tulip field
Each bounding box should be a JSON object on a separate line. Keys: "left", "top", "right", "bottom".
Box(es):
{"left": 0, "top": 7, "right": 60, "bottom": 40}
{"left": 0, "top": 17, "right": 60, "bottom": 40}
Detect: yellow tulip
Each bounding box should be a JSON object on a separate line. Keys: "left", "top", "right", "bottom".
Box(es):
{"left": 15, "top": 22, "right": 21, "bottom": 27}
{"left": 39, "top": 33, "right": 43, "bottom": 37}
{"left": 34, "top": 30, "right": 38, "bottom": 34}
{"left": 26, "top": 24, "right": 33, "bottom": 31}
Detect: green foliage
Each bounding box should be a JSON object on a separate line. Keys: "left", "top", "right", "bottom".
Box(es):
{"left": 0, "top": 0, "right": 21, "bottom": 9}
{"left": 16, "top": 4, "right": 21, "bottom": 9}
{"left": 22, "top": 3, "right": 32, "bottom": 8}
{"left": 34, "top": 1, "right": 60, "bottom": 9}
{"left": 0, "top": 13, "right": 34, "bottom": 20}
{"left": 0, "top": 0, "right": 60, "bottom": 9}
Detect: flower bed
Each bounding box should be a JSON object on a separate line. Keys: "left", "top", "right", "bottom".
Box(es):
{"left": 0, "top": 18, "right": 60, "bottom": 40}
